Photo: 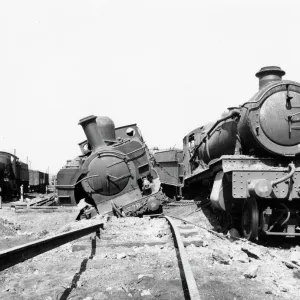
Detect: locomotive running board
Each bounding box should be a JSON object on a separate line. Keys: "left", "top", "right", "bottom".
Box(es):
{"left": 184, "top": 155, "right": 300, "bottom": 186}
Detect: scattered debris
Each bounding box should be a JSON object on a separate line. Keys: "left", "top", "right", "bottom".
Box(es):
{"left": 141, "top": 289, "right": 151, "bottom": 296}
{"left": 243, "top": 265, "right": 259, "bottom": 279}
{"left": 269, "top": 252, "right": 300, "bottom": 270}
{"left": 283, "top": 260, "right": 296, "bottom": 269}
{"left": 232, "top": 252, "right": 249, "bottom": 263}
{"left": 241, "top": 246, "right": 262, "bottom": 260}
{"left": 117, "top": 253, "right": 127, "bottom": 259}
{"left": 138, "top": 274, "right": 154, "bottom": 280}
{"left": 290, "top": 251, "right": 300, "bottom": 265}
{"left": 212, "top": 249, "right": 231, "bottom": 265}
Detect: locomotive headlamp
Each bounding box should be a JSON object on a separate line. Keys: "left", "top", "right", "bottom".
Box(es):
{"left": 248, "top": 179, "right": 273, "bottom": 198}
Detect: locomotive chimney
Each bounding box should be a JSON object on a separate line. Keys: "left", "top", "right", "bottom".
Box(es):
{"left": 255, "top": 66, "right": 285, "bottom": 89}
{"left": 78, "top": 115, "right": 105, "bottom": 151}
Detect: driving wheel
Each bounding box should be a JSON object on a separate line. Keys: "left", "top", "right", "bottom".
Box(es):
{"left": 241, "top": 197, "right": 259, "bottom": 241}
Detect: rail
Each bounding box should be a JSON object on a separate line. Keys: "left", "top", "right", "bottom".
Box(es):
{"left": 0, "top": 222, "right": 104, "bottom": 272}
{"left": 163, "top": 216, "right": 201, "bottom": 300}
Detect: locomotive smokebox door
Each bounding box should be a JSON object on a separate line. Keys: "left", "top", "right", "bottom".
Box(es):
{"left": 259, "top": 89, "right": 300, "bottom": 146}
{"left": 86, "top": 155, "right": 131, "bottom": 196}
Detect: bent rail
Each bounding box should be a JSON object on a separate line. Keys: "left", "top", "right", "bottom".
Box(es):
{"left": 163, "top": 216, "right": 201, "bottom": 300}
{"left": 0, "top": 222, "right": 103, "bottom": 272}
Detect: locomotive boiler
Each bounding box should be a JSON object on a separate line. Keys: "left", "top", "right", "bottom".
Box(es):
{"left": 56, "top": 115, "right": 163, "bottom": 217}
{"left": 183, "top": 66, "right": 300, "bottom": 240}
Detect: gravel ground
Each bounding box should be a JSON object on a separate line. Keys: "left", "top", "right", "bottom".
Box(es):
{"left": 165, "top": 204, "right": 300, "bottom": 300}
{"left": 0, "top": 207, "right": 78, "bottom": 251}
{"left": 0, "top": 204, "right": 300, "bottom": 299}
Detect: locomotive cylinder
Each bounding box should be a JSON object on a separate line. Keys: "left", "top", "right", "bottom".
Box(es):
{"left": 78, "top": 115, "right": 105, "bottom": 151}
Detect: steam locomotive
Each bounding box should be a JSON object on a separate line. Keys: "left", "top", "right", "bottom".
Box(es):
{"left": 0, "top": 152, "right": 29, "bottom": 198}
{"left": 56, "top": 115, "right": 163, "bottom": 217}
{"left": 155, "top": 66, "right": 300, "bottom": 240}
{"left": 0, "top": 151, "right": 49, "bottom": 199}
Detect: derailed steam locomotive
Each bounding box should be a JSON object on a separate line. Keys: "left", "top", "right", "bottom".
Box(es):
{"left": 56, "top": 115, "right": 163, "bottom": 217}
{"left": 183, "top": 66, "right": 300, "bottom": 240}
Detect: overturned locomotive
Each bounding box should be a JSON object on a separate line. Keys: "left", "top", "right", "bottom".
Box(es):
{"left": 56, "top": 115, "right": 163, "bottom": 217}
{"left": 184, "top": 66, "right": 300, "bottom": 240}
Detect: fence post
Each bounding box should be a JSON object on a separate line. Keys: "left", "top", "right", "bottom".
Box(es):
{"left": 20, "top": 185, "right": 23, "bottom": 202}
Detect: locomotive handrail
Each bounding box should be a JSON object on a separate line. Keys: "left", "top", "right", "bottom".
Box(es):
{"left": 102, "top": 146, "right": 146, "bottom": 168}
{"left": 189, "top": 110, "right": 240, "bottom": 162}
{"left": 126, "top": 145, "right": 146, "bottom": 156}
{"left": 107, "top": 173, "right": 132, "bottom": 182}
{"left": 56, "top": 175, "right": 100, "bottom": 188}
{"left": 271, "top": 162, "right": 296, "bottom": 187}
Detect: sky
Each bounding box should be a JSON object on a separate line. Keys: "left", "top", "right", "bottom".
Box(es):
{"left": 1, "top": 0, "right": 300, "bottom": 174}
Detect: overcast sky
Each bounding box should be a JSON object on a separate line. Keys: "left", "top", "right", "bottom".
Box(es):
{"left": 1, "top": 0, "right": 300, "bottom": 174}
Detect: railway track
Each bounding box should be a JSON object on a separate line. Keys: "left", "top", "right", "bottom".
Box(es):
{"left": 0, "top": 215, "right": 202, "bottom": 300}
{"left": 1, "top": 208, "right": 299, "bottom": 300}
